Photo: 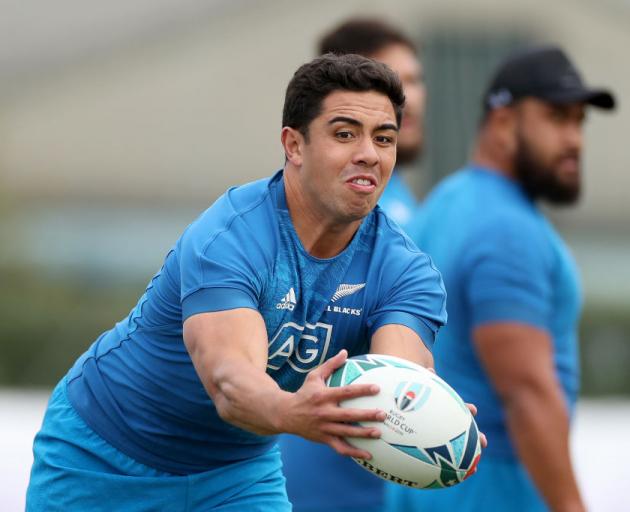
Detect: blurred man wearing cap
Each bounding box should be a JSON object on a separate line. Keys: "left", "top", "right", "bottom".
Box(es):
{"left": 387, "top": 46, "right": 615, "bottom": 512}
{"left": 280, "top": 18, "right": 427, "bottom": 512}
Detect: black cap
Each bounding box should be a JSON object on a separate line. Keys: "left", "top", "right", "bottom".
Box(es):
{"left": 484, "top": 45, "right": 616, "bottom": 111}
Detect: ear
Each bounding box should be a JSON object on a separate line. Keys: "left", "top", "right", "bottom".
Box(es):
{"left": 281, "top": 127, "right": 304, "bottom": 167}
{"left": 493, "top": 107, "right": 518, "bottom": 158}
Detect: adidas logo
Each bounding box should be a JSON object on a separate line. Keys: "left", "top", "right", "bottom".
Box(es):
{"left": 276, "top": 287, "right": 297, "bottom": 311}
{"left": 331, "top": 283, "right": 366, "bottom": 303}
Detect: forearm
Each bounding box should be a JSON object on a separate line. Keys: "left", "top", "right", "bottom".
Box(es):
{"left": 203, "top": 355, "right": 291, "bottom": 435}
{"left": 183, "top": 312, "right": 385, "bottom": 459}
{"left": 183, "top": 309, "right": 291, "bottom": 436}
{"left": 191, "top": 347, "right": 289, "bottom": 435}
{"left": 192, "top": 346, "right": 385, "bottom": 459}
{"left": 505, "top": 384, "right": 585, "bottom": 512}
{"left": 369, "top": 323, "right": 434, "bottom": 368}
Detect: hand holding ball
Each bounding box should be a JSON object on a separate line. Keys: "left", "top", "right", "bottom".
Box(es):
{"left": 327, "top": 354, "right": 482, "bottom": 489}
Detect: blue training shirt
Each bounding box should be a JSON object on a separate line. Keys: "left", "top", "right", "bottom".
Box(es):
{"left": 409, "top": 165, "right": 582, "bottom": 460}
{"left": 66, "top": 170, "right": 446, "bottom": 475}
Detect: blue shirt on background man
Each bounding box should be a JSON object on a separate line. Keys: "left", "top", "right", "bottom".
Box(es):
{"left": 387, "top": 165, "right": 581, "bottom": 511}
{"left": 376, "top": 171, "right": 417, "bottom": 231}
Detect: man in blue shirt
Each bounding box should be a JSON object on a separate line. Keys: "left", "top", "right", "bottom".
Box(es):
{"left": 387, "top": 46, "right": 615, "bottom": 511}
{"left": 26, "top": 53, "right": 448, "bottom": 511}
{"left": 281, "top": 19, "right": 428, "bottom": 512}
{"left": 323, "top": 18, "right": 424, "bottom": 230}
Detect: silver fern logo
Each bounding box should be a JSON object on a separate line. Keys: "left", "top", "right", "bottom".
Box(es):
{"left": 331, "top": 283, "right": 366, "bottom": 303}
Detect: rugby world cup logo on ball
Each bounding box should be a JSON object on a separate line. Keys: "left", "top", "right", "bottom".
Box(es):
{"left": 327, "top": 354, "right": 482, "bottom": 489}
{"left": 394, "top": 381, "right": 431, "bottom": 412}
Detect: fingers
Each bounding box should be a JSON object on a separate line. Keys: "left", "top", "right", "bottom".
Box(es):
{"left": 312, "top": 349, "right": 348, "bottom": 381}
{"left": 325, "top": 382, "right": 380, "bottom": 402}
{"left": 327, "top": 435, "right": 373, "bottom": 460}
{"left": 321, "top": 405, "right": 386, "bottom": 424}
{"left": 322, "top": 421, "right": 381, "bottom": 440}
{"left": 464, "top": 403, "right": 487, "bottom": 449}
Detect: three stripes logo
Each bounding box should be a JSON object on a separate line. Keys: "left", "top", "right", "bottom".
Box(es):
{"left": 331, "top": 283, "right": 366, "bottom": 303}
{"left": 394, "top": 381, "right": 431, "bottom": 412}
{"left": 276, "top": 287, "right": 297, "bottom": 311}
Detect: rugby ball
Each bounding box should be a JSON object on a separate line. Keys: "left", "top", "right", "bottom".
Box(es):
{"left": 327, "top": 354, "right": 481, "bottom": 489}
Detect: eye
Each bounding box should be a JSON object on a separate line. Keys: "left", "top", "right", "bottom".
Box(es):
{"left": 375, "top": 135, "right": 395, "bottom": 145}
{"left": 549, "top": 108, "right": 568, "bottom": 122}
{"left": 335, "top": 130, "right": 354, "bottom": 140}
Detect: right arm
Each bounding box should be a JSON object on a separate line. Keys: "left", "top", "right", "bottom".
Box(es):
{"left": 178, "top": 194, "right": 385, "bottom": 457}
{"left": 462, "top": 215, "right": 585, "bottom": 511}
{"left": 183, "top": 308, "right": 386, "bottom": 458}
{"left": 473, "top": 322, "right": 585, "bottom": 512}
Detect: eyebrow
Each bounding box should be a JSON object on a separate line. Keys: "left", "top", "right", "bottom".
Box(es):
{"left": 328, "top": 116, "right": 399, "bottom": 132}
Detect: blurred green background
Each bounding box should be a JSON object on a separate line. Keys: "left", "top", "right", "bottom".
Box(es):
{"left": 2, "top": 267, "right": 628, "bottom": 395}
{"left": 0, "top": 0, "right": 628, "bottom": 396}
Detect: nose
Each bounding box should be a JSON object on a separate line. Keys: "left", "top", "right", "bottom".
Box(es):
{"left": 566, "top": 122, "right": 583, "bottom": 152}
{"left": 352, "top": 137, "right": 379, "bottom": 167}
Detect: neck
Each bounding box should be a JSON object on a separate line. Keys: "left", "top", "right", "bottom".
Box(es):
{"left": 471, "top": 131, "right": 515, "bottom": 180}
{"left": 283, "top": 167, "right": 362, "bottom": 259}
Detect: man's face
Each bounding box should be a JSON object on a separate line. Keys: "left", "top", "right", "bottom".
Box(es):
{"left": 297, "top": 90, "right": 398, "bottom": 223}
{"left": 513, "top": 98, "right": 585, "bottom": 204}
{"left": 371, "top": 43, "right": 425, "bottom": 165}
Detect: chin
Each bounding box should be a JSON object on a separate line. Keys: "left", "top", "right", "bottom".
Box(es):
{"left": 345, "top": 202, "right": 376, "bottom": 221}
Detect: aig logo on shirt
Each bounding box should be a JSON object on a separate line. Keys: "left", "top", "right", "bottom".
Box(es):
{"left": 267, "top": 321, "right": 333, "bottom": 373}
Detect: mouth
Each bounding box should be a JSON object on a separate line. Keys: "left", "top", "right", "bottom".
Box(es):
{"left": 346, "top": 175, "right": 378, "bottom": 193}
{"left": 557, "top": 155, "right": 580, "bottom": 176}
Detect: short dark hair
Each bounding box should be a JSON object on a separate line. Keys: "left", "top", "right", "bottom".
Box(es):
{"left": 282, "top": 53, "right": 405, "bottom": 139}
{"left": 318, "top": 18, "right": 416, "bottom": 58}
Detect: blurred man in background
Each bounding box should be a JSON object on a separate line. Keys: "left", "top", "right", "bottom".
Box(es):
{"left": 280, "top": 17, "right": 427, "bottom": 512}
{"left": 388, "top": 45, "right": 615, "bottom": 512}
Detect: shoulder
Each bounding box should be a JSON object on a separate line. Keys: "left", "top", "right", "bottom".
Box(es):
{"left": 429, "top": 169, "right": 549, "bottom": 249}
{"left": 369, "top": 207, "right": 444, "bottom": 286}
{"left": 363, "top": 209, "right": 447, "bottom": 345}
{"left": 177, "top": 175, "right": 279, "bottom": 270}
{"left": 424, "top": 168, "right": 479, "bottom": 204}
{"left": 205, "top": 175, "right": 274, "bottom": 227}
{"left": 474, "top": 200, "right": 550, "bottom": 255}
{"left": 184, "top": 176, "right": 276, "bottom": 246}
{"left": 372, "top": 206, "right": 422, "bottom": 256}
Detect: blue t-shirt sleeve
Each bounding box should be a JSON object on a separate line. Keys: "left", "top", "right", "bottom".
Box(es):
{"left": 463, "top": 215, "right": 553, "bottom": 330}
{"left": 179, "top": 196, "right": 269, "bottom": 320}
{"left": 367, "top": 248, "right": 447, "bottom": 350}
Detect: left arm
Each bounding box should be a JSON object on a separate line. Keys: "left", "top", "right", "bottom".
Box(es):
{"left": 369, "top": 323, "right": 434, "bottom": 368}
{"left": 370, "top": 323, "right": 485, "bottom": 449}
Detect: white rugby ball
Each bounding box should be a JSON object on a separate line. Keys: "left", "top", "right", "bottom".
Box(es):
{"left": 327, "top": 353, "right": 481, "bottom": 489}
